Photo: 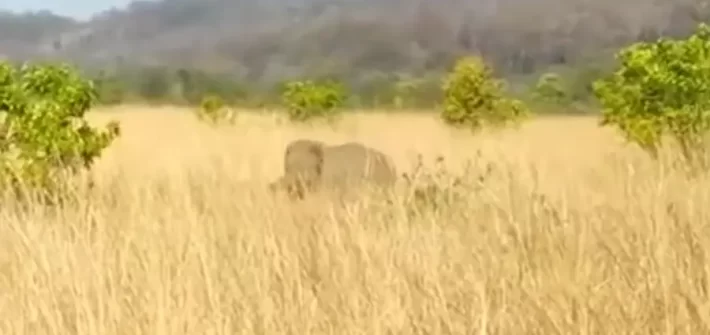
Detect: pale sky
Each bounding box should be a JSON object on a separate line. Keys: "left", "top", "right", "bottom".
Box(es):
{"left": 1, "top": 0, "right": 138, "bottom": 20}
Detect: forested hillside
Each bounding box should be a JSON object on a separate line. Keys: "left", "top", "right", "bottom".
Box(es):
{"left": 1, "top": 0, "right": 709, "bottom": 106}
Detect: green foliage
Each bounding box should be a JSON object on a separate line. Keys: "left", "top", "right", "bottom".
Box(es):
{"left": 195, "top": 94, "right": 236, "bottom": 125}
{"left": 281, "top": 80, "right": 347, "bottom": 122}
{"left": 0, "top": 61, "right": 120, "bottom": 198}
{"left": 593, "top": 23, "right": 710, "bottom": 164}
{"left": 442, "top": 56, "right": 529, "bottom": 132}
{"left": 532, "top": 72, "right": 569, "bottom": 104}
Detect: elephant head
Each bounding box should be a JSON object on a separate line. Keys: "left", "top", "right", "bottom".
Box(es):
{"left": 271, "top": 139, "right": 325, "bottom": 199}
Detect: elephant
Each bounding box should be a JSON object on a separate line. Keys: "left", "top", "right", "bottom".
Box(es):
{"left": 269, "top": 139, "right": 398, "bottom": 200}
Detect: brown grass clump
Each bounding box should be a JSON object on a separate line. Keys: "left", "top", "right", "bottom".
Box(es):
{"left": 0, "top": 105, "right": 709, "bottom": 334}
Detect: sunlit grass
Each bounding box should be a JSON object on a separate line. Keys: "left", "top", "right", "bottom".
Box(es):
{"left": 0, "top": 105, "right": 708, "bottom": 334}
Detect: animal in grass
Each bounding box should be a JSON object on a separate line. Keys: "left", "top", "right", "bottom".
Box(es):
{"left": 269, "top": 139, "right": 398, "bottom": 199}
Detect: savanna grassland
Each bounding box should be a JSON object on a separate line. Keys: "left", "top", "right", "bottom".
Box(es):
{"left": 1, "top": 106, "right": 708, "bottom": 334}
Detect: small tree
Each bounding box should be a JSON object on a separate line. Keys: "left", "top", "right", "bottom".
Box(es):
{"left": 281, "top": 80, "right": 347, "bottom": 122}
{"left": 442, "top": 56, "right": 529, "bottom": 132}
{"left": 195, "top": 95, "right": 236, "bottom": 125}
{"left": 0, "top": 61, "right": 120, "bottom": 200}
{"left": 532, "top": 72, "right": 569, "bottom": 105}
{"left": 593, "top": 23, "right": 710, "bottom": 166}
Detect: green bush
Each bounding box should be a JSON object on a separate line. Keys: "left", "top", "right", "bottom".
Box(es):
{"left": 532, "top": 72, "right": 569, "bottom": 104}
{"left": 0, "top": 61, "right": 120, "bottom": 199}
{"left": 442, "top": 56, "right": 529, "bottom": 132}
{"left": 593, "top": 23, "right": 710, "bottom": 165}
{"left": 196, "top": 95, "right": 236, "bottom": 125}
{"left": 281, "top": 80, "right": 347, "bottom": 122}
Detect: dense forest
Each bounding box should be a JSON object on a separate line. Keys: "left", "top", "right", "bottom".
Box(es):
{"left": 1, "top": 0, "right": 709, "bottom": 107}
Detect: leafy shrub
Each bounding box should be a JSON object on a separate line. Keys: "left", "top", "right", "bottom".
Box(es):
{"left": 442, "top": 56, "right": 529, "bottom": 132}
{"left": 593, "top": 23, "right": 710, "bottom": 165}
{"left": 532, "top": 72, "right": 569, "bottom": 104}
{"left": 195, "top": 95, "right": 236, "bottom": 125}
{"left": 0, "top": 61, "right": 120, "bottom": 200}
{"left": 281, "top": 80, "right": 347, "bottom": 122}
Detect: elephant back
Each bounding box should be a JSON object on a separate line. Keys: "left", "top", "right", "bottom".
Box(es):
{"left": 321, "top": 142, "right": 397, "bottom": 189}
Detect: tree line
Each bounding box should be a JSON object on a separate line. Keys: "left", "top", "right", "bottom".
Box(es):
{"left": 88, "top": 61, "right": 605, "bottom": 112}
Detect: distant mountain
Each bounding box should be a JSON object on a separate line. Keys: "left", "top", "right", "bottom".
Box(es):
{"left": 0, "top": 0, "right": 707, "bottom": 82}
{"left": 0, "top": 10, "right": 77, "bottom": 59}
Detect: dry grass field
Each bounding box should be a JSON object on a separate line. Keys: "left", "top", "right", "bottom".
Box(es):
{"left": 0, "top": 105, "right": 709, "bottom": 334}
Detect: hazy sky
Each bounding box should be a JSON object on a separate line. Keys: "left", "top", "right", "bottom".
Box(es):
{"left": 1, "top": 0, "right": 138, "bottom": 19}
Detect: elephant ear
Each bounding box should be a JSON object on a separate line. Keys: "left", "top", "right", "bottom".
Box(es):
{"left": 284, "top": 144, "right": 294, "bottom": 173}
{"left": 310, "top": 144, "right": 325, "bottom": 177}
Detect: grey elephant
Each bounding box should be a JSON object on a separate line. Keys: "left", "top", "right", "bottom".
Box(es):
{"left": 269, "top": 139, "right": 398, "bottom": 200}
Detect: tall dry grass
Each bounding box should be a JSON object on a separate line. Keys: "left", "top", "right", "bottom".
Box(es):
{"left": 0, "top": 105, "right": 709, "bottom": 334}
